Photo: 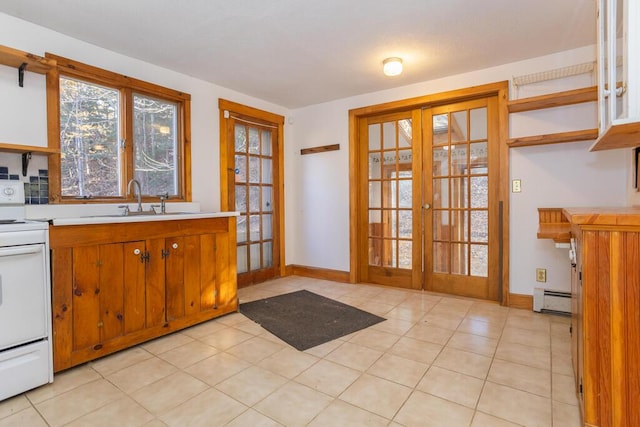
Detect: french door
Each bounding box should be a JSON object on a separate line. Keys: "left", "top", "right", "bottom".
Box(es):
{"left": 219, "top": 100, "right": 284, "bottom": 288}
{"left": 358, "top": 95, "right": 500, "bottom": 300}
{"left": 423, "top": 97, "right": 499, "bottom": 300}
{"left": 359, "top": 111, "right": 422, "bottom": 289}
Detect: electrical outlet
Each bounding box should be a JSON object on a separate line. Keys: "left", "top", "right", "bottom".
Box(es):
{"left": 536, "top": 268, "right": 547, "bottom": 283}
{"left": 512, "top": 179, "right": 522, "bottom": 193}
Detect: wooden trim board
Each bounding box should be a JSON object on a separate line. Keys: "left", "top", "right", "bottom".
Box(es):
{"left": 300, "top": 144, "right": 339, "bottom": 155}
{"left": 284, "top": 264, "right": 350, "bottom": 283}
{"left": 508, "top": 293, "right": 534, "bottom": 310}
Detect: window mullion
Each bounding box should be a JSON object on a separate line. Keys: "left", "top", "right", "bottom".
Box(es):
{"left": 123, "top": 87, "right": 135, "bottom": 200}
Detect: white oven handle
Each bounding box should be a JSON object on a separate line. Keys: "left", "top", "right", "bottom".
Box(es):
{"left": 0, "top": 246, "right": 43, "bottom": 258}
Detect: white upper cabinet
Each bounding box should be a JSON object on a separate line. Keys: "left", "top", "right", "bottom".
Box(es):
{"left": 592, "top": 0, "right": 640, "bottom": 150}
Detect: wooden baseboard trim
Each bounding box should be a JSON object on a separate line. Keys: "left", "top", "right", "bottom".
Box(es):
{"left": 285, "top": 264, "right": 350, "bottom": 283}
{"left": 508, "top": 293, "right": 533, "bottom": 310}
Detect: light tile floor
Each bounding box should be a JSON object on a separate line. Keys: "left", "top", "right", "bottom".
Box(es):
{"left": 0, "top": 276, "right": 582, "bottom": 426}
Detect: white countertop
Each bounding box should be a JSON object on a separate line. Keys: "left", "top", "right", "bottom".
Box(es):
{"left": 51, "top": 211, "right": 238, "bottom": 226}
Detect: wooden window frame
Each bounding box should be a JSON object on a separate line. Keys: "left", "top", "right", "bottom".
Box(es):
{"left": 45, "top": 53, "right": 192, "bottom": 204}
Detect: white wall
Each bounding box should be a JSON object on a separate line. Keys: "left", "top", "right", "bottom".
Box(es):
{"left": 0, "top": 13, "right": 290, "bottom": 213}
{"left": 288, "top": 46, "right": 628, "bottom": 296}
{"left": 1, "top": 12, "right": 632, "bottom": 297}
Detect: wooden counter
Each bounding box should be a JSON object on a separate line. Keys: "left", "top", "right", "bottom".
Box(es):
{"left": 563, "top": 207, "right": 640, "bottom": 226}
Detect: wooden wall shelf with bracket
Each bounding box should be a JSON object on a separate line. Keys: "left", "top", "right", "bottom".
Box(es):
{"left": 0, "top": 143, "right": 60, "bottom": 176}
{"left": 0, "top": 44, "right": 56, "bottom": 87}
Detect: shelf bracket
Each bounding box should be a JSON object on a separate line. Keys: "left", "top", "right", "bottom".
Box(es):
{"left": 18, "top": 62, "right": 27, "bottom": 87}
{"left": 21, "top": 151, "right": 32, "bottom": 176}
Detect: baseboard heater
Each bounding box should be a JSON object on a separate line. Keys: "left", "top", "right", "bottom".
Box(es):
{"left": 533, "top": 288, "right": 571, "bottom": 315}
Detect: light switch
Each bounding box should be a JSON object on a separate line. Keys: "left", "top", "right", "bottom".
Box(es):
{"left": 512, "top": 179, "right": 522, "bottom": 193}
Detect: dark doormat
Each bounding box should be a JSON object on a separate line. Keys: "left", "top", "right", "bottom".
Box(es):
{"left": 240, "top": 290, "right": 386, "bottom": 351}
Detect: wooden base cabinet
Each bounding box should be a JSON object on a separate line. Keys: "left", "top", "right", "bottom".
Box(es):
{"left": 50, "top": 216, "right": 237, "bottom": 372}
{"left": 565, "top": 208, "right": 640, "bottom": 427}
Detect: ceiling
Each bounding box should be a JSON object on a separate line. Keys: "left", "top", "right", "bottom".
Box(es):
{"left": 0, "top": 0, "right": 595, "bottom": 109}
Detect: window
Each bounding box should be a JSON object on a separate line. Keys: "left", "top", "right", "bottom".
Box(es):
{"left": 46, "top": 54, "right": 191, "bottom": 203}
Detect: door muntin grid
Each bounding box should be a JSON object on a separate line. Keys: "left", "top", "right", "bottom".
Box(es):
{"left": 234, "top": 123, "right": 274, "bottom": 274}
{"left": 432, "top": 107, "right": 488, "bottom": 277}
{"left": 367, "top": 118, "right": 413, "bottom": 269}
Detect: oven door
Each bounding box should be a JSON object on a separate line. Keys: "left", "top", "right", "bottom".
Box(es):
{"left": 0, "top": 243, "right": 48, "bottom": 349}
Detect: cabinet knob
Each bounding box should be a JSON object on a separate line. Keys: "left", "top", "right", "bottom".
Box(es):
{"left": 172, "top": 243, "right": 178, "bottom": 249}
{"left": 134, "top": 248, "right": 141, "bottom": 255}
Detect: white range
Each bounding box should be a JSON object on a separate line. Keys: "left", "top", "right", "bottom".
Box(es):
{"left": 0, "top": 179, "right": 53, "bottom": 401}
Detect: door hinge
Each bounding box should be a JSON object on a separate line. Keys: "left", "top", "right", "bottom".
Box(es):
{"left": 141, "top": 251, "right": 150, "bottom": 263}
{"left": 569, "top": 325, "right": 572, "bottom": 335}
{"left": 579, "top": 379, "right": 583, "bottom": 394}
{"left": 579, "top": 271, "right": 582, "bottom": 284}
{"left": 161, "top": 249, "right": 170, "bottom": 259}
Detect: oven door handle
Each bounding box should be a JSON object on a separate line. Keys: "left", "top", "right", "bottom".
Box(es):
{"left": 0, "top": 246, "right": 42, "bottom": 258}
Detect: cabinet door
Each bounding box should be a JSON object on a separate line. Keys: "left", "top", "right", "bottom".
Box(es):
{"left": 183, "top": 235, "right": 203, "bottom": 316}
{"left": 99, "top": 243, "right": 125, "bottom": 342}
{"left": 123, "top": 241, "right": 147, "bottom": 334}
{"left": 146, "top": 238, "right": 166, "bottom": 327}
{"left": 72, "top": 246, "right": 100, "bottom": 351}
{"left": 165, "top": 236, "right": 185, "bottom": 321}
{"left": 200, "top": 233, "right": 218, "bottom": 311}
{"left": 72, "top": 243, "right": 126, "bottom": 349}
{"left": 166, "top": 234, "right": 215, "bottom": 320}
{"left": 570, "top": 236, "right": 584, "bottom": 410}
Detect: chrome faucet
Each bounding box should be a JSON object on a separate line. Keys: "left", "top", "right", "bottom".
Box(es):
{"left": 158, "top": 192, "right": 169, "bottom": 214}
{"left": 127, "top": 179, "right": 143, "bottom": 212}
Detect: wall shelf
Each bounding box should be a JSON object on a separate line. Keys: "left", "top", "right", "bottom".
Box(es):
{"left": 507, "top": 86, "right": 598, "bottom": 148}
{"left": 507, "top": 86, "right": 597, "bottom": 113}
{"left": 0, "top": 142, "right": 59, "bottom": 155}
{"left": 0, "top": 44, "right": 56, "bottom": 86}
{"left": 0, "top": 143, "right": 59, "bottom": 176}
{"left": 536, "top": 207, "right": 570, "bottom": 243}
{"left": 507, "top": 129, "right": 599, "bottom": 148}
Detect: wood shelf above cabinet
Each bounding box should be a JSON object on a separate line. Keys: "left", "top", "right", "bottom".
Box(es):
{"left": 507, "top": 128, "right": 599, "bottom": 148}
{"left": 507, "top": 86, "right": 598, "bottom": 113}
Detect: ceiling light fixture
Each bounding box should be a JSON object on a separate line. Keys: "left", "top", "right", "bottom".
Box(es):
{"left": 383, "top": 57, "right": 403, "bottom": 76}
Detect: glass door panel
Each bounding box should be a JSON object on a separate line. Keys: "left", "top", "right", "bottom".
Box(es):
{"left": 364, "top": 114, "right": 416, "bottom": 288}
{"left": 234, "top": 121, "right": 276, "bottom": 279}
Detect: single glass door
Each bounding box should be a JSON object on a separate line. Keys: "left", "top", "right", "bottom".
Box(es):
{"left": 423, "top": 97, "right": 499, "bottom": 300}
{"left": 360, "top": 111, "right": 421, "bottom": 289}
{"left": 232, "top": 119, "right": 278, "bottom": 286}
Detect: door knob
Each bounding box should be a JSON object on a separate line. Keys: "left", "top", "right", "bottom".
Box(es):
{"left": 423, "top": 203, "right": 431, "bottom": 210}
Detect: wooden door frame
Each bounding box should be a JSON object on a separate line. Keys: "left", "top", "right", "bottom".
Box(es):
{"left": 218, "top": 99, "right": 286, "bottom": 280}
{"left": 348, "top": 81, "right": 511, "bottom": 304}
